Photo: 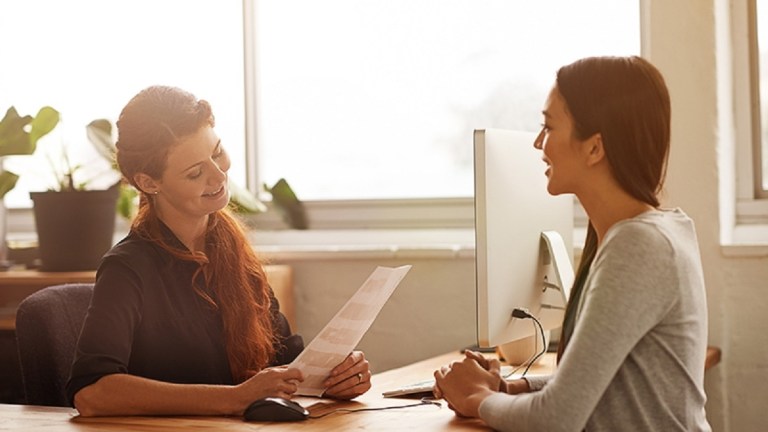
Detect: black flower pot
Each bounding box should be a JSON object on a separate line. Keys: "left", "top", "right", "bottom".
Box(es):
{"left": 30, "top": 186, "right": 119, "bottom": 271}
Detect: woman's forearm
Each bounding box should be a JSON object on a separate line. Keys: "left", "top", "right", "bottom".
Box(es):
{"left": 503, "top": 378, "right": 532, "bottom": 395}
{"left": 73, "top": 373, "right": 246, "bottom": 417}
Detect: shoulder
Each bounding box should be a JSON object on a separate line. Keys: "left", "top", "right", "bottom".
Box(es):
{"left": 602, "top": 209, "right": 694, "bottom": 259}
{"left": 101, "top": 231, "right": 166, "bottom": 268}
{"left": 96, "top": 231, "right": 173, "bottom": 287}
{"left": 592, "top": 208, "right": 700, "bottom": 296}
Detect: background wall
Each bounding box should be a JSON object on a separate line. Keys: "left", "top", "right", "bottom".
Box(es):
{"left": 257, "top": 1, "right": 767, "bottom": 431}
{"left": 258, "top": 241, "right": 477, "bottom": 374}
{"left": 645, "top": 1, "right": 768, "bottom": 431}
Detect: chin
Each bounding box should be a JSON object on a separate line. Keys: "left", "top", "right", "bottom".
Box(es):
{"left": 206, "top": 193, "right": 230, "bottom": 213}
{"left": 546, "top": 183, "right": 566, "bottom": 196}
{"left": 545, "top": 181, "right": 557, "bottom": 195}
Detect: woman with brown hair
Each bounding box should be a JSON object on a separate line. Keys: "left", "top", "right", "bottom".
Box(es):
{"left": 434, "top": 56, "right": 711, "bottom": 431}
{"left": 66, "top": 85, "right": 371, "bottom": 417}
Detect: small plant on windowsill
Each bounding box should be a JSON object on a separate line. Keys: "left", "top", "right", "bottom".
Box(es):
{"left": 6, "top": 112, "right": 128, "bottom": 271}
{"left": 262, "top": 178, "right": 308, "bottom": 230}
{"left": 0, "top": 105, "right": 59, "bottom": 268}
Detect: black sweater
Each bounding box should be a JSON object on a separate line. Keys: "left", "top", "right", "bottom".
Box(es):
{"left": 66, "top": 226, "right": 303, "bottom": 405}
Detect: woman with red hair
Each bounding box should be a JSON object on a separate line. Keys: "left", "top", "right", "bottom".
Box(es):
{"left": 67, "top": 85, "right": 371, "bottom": 417}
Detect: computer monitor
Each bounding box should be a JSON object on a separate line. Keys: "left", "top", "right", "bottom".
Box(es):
{"left": 474, "top": 128, "right": 575, "bottom": 352}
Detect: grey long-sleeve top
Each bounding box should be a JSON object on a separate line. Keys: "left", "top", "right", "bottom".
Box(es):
{"left": 479, "top": 208, "right": 711, "bottom": 431}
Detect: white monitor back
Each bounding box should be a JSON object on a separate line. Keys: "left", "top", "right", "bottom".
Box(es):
{"left": 475, "top": 128, "right": 574, "bottom": 348}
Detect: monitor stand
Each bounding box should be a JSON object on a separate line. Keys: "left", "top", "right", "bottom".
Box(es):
{"left": 540, "top": 230, "right": 574, "bottom": 303}
{"left": 498, "top": 231, "right": 574, "bottom": 365}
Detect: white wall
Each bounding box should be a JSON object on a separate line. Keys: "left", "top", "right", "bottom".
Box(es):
{"left": 258, "top": 1, "right": 768, "bottom": 431}
{"left": 644, "top": 1, "right": 768, "bottom": 431}
{"left": 257, "top": 236, "right": 477, "bottom": 374}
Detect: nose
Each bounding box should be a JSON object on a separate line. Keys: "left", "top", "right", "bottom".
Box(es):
{"left": 533, "top": 127, "right": 545, "bottom": 149}
{"left": 207, "top": 160, "right": 228, "bottom": 183}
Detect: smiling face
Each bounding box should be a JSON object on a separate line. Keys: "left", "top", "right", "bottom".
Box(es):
{"left": 533, "top": 85, "right": 590, "bottom": 196}
{"left": 136, "top": 125, "right": 231, "bottom": 224}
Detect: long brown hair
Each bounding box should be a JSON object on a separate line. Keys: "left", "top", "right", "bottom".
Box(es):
{"left": 555, "top": 56, "right": 671, "bottom": 360}
{"left": 115, "top": 85, "right": 275, "bottom": 382}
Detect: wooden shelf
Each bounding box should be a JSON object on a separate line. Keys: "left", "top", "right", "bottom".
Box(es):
{"left": 0, "top": 270, "right": 97, "bottom": 331}
{"left": 0, "top": 270, "right": 96, "bottom": 286}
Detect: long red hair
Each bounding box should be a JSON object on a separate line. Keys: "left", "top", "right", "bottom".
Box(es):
{"left": 115, "top": 85, "right": 275, "bottom": 382}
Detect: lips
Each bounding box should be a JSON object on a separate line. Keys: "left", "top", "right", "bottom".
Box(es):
{"left": 203, "top": 185, "right": 225, "bottom": 197}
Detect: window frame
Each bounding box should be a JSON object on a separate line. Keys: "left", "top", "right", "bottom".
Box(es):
{"left": 7, "top": 1, "right": 634, "bottom": 238}
{"left": 748, "top": 0, "right": 768, "bottom": 199}
{"left": 241, "top": 0, "right": 611, "bottom": 231}
{"left": 735, "top": 0, "right": 768, "bottom": 226}
{"left": 241, "top": 0, "right": 476, "bottom": 230}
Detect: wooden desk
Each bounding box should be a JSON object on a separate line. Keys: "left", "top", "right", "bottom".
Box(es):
{"left": 0, "top": 346, "right": 722, "bottom": 431}
{"left": 0, "top": 350, "right": 546, "bottom": 431}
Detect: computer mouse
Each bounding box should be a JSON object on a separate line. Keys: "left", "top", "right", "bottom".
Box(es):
{"left": 243, "top": 397, "right": 309, "bottom": 422}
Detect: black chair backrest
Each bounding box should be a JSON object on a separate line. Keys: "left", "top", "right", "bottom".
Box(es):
{"left": 15, "top": 283, "right": 94, "bottom": 407}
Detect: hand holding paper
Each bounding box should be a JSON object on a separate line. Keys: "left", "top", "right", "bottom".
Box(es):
{"left": 290, "top": 265, "right": 412, "bottom": 396}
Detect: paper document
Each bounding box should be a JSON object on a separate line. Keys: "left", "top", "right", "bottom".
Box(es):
{"left": 290, "top": 265, "right": 412, "bottom": 396}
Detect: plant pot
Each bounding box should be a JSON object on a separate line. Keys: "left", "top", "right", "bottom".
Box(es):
{"left": 30, "top": 187, "right": 119, "bottom": 271}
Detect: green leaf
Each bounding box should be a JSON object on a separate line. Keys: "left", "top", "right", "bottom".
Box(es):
{"left": 86, "top": 118, "right": 116, "bottom": 166}
{"left": 28, "top": 106, "right": 60, "bottom": 148}
{"left": 0, "top": 106, "right": 59, "bottom": 157}
{"left": 0, "top": 170, "right": 20, "bottom": 200}
{"left": 0, "top": 107, "right": 35, "bottom": 156}
{"left": 116, "top": 183, "right": 138, "bottom": 220}
{"left": 228, "top": 179, "right": 267, "bottom": 214}
{"left": 264, "top": 178, "right": 308, "bottom": 229}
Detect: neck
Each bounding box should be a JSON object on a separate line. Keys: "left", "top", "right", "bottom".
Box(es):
{"left": 577, "top": 186, "right": 654, "bottom": 246}
{"left": 156, "top": 210, "right": 209, "bottom": 252}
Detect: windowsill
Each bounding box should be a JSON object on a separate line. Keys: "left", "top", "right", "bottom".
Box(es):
{"left": 248, "top": 228, "right": 476, "bottom": 261}
{"left": 248, "top": 227, "right": 589, "bottom": 262}
{"left": 723, "top": 224, "right": 768, "bottom": 257}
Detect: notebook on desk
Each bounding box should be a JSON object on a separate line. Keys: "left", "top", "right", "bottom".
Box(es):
{"left": 382, "top": 365, "right": 530, "bottom": 398}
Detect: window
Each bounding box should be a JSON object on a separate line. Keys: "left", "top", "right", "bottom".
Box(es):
{"left": 0, "top": 0, "right": 245, "bottom": 209}
{"left": 752, "top": 0, "right": 768, "bottom": 197}
{"left": 3, "top": 1, "right": 641, "bottom": 232}
{"left": 247, "top": 0, "right": 640, "bottom": 202}
{"left": 733, "top": 0, "right": 768, "bottom": 230}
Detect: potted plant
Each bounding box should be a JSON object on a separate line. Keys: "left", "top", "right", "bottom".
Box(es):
{"left": 0, "top": 106, "right": 60, "bottom": 266}
{"left": 25, "top": 117, "right": 123, "bottom": 271}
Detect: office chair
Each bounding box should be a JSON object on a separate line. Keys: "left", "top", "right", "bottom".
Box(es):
{"left": 15, "top": 283, "right": 94, "bottom": 407}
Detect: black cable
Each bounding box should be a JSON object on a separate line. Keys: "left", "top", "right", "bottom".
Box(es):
{"left": 308, "top": 397, "right": 442, "bottom": 419}
{"left": 511, "top": 308, "right": 547, "bottom": 377}
{"left": 521, "top": 314, "right": 546, "bottom": 377}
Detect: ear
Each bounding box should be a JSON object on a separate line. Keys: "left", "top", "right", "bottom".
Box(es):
{"left": 584, "top": 133, "right": 606, "bottom": 167}
{"left": 133, "top": 173, "right": 160, "bottom": 195}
